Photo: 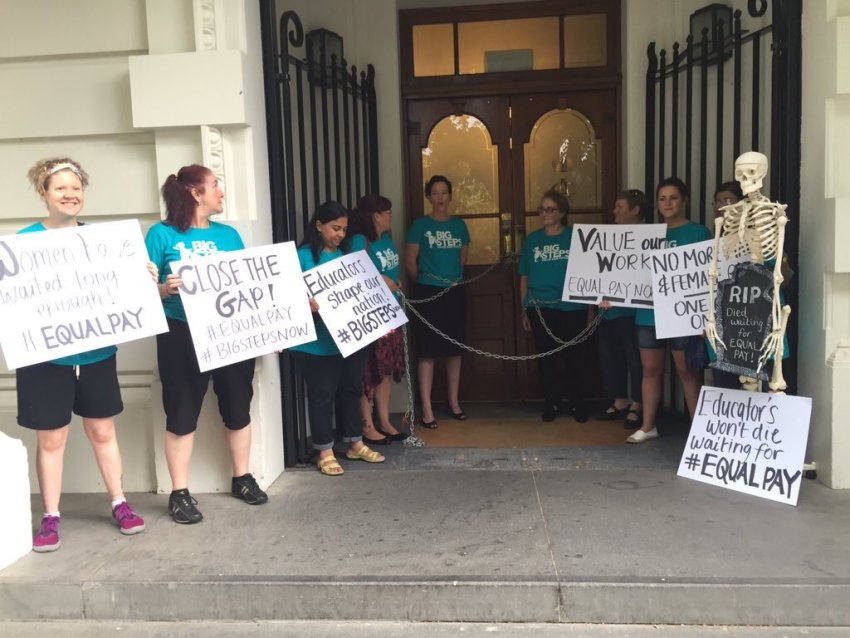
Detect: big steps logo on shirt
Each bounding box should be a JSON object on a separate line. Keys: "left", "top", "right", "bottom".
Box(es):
{"left": 175, "top": 240, "right": 219, "bottom": 259}
{"left": 424, "top": 230, "right": 462, "bottom": 249}
{"left": 533, "top": 244, "right": 569, "bottom": 263}
{"left": 375, "top": 248, "right": 399, "bottom": 271}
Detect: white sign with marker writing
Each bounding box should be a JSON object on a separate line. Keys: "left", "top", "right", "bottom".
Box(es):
{"left": 303, "top": 250, "right": 407, "bottom": 358}
{"left": 0, "top": 220, "right": 167, "bottom": 370}
{"left": 678, "top": 386, "right": 811, "bottom": 506}
{"left": 562, "top": 223, "right": 668, "bottom": 308}
{"left": 174, "top": 242, "right": 316, "bottom": 372}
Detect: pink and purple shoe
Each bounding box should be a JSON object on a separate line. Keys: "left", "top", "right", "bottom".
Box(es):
{"left": 112, "top": 501, "right": 145, "bottom": 535}
{"left": 32, "top": 515, "right": 61, "bottom": 553}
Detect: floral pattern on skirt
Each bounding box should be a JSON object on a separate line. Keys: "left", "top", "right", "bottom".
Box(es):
{"left": 363, "top": 329, "right": 405, "bottom": 397}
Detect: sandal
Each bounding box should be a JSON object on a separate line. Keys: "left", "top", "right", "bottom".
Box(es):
{"left": 596, "top": 405, "right": 629, "bottom": 421}
{"left": 317, "top": 455, "right": 344, "bottom": 476}
{"left": 624, "top": 409, "right": 641, "bottom": 430}
{"left": 420, "top": 419, "right": 438, "bottom": 429}
{"left": 345, "top": 445, "right": 385, "bottom": 463}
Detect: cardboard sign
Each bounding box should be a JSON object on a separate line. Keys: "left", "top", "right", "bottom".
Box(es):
{"left": 562, "top": 223, "right": 667, "bottom": 307}
{"left": 174, "top": 242, "right": 316, "bottom": 372}
{"left": 0, "top": 220, "right": 167, "bottom": 369}
{"left": 712, "top": 262, "right": 774, "bottom": 380}
{"left": 650, "top": 240, "right": 713, "bottom": 338}
{"left": 303, "top": 250, "right": 407, "bottom": 358}
{"left": 678, "top": 386, "right": 811, "bottom": 505}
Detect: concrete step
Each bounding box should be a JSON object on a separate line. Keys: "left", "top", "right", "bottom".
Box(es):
{"left": 2, "top": 620, "right": 850, "bottom": 638}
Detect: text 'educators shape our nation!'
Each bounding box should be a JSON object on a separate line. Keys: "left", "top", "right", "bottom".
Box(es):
{"left": 678, "top": 386, "right": 811, "bottom": 506}
{"left": 0, "top": 220, "right": 167, "bottom": 369}
{"left": 563, "top": 223, "right": 667, "bottom": 308}
{"left": 175, "top": 242, "right": 316, "bottom": 372}
{"left": 304, "top": 250, "right": 408, "bottom": 358}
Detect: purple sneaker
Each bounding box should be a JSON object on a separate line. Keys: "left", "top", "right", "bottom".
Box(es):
{"left": 32, "top": 515, "right": 61, "bottom": 553}
{"left": 112, "top": 501, "right": 145, "bottom": 535}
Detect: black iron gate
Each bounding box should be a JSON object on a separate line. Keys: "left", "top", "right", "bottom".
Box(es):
{"left": 644, "top": 0, "right": 801, "bottom": 398}
{"left": 260, "top": 5, "right": 381, "bottom": 466}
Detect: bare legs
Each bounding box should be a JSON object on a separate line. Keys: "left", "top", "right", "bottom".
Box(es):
{"left": 418, "top": 355, "right": 463, "bottom": 422}
{"left": 638, "top": 348, "right": 701, "bottom": 434}
{"left": 36, "top": 418, "right": 125, "bottom": 513}
{"left": 360, "top": 376, "right": 397, "bottom": 438}
{"left": 166, "top": 425, "right": 253, "bottom": 490}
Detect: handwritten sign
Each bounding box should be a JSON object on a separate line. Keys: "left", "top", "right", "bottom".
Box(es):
{"left": 303, "top": 250, "right": 407, "bottom": 358}
{"left": 562, "top": 224, "right": 667, "bottom": 307}
{"left": 0, "top": 220, "right": 167, "bottom": 370}
{"left": 174, "top": 242, "right": 316, "bottom": 372}
{"left": 712, "top": 262, "right": 773, "bottom": 380}
{"left": 650, "top": 240, "right": 713, "bottom": 338}
{"left": 678, "top": 386, "right": 811, "bottom": 505}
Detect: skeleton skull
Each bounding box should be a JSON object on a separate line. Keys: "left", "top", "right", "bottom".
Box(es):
{"left": 734, "top": 151, "right": 768, "bottom": 195}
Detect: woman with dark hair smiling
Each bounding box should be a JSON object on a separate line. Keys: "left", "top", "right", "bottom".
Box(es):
{"left": 290, "top": 201, "right": 386, "bottom": 475}
{"left": 348, "top": 194, "right": 407, "bottom": 444}
{"left": 146, "top": 164, "right": 268, "bottom": 524}
{"left": 405, "top": 175, "right": 470, "bottom": 429}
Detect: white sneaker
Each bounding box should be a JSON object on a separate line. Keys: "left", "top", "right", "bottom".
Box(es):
{"left": 626, "top": 427, "right": 659, "bottom": 444}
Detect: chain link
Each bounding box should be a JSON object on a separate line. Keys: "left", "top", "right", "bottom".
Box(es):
{"left": 407, "top": 253, "right": 518, "bottom": 305}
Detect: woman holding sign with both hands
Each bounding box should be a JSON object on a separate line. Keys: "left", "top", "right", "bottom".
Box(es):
{"left": 145, "top": 164, "right": 268, "bottom": 525}
{"left": 291, "top": 201, "right": 386, "bottom": 476}
{"left": 627, "top": 177, "right": 712, "bottom": 444}
{"left": 19, "top": 157, "right": 152, "bottom": 552}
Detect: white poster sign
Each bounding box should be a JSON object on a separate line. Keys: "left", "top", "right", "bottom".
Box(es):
{"left": 651, "top": 240, "right": 752, "bottom": 339}
{"left": 0, "top": 220, "right": 167, "bottom": 369}
{"left": 174, "top": 242, "right": 316, "bottom": 372}
{"left": 304, "top": 250, "right": 408, "bottom": 358}
{"left": 678, "top": 386, "right": 812, "bottom": 506}
{"left": 562, "top": 224, "right": 667, "bottom": 308}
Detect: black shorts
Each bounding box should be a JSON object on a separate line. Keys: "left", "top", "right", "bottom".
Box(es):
{"left": 16, "top": 355, "right": 123, "bottom": 430}
{"left": 157, "top": 318, "right": 255, "bottom": 436}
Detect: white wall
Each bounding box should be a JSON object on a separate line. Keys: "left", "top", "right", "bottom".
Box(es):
{"left": 798, "top": 0, "right": 850, "bottom": 488}
{"left": 0, "top": 0, "right": 282, "bottom": 495}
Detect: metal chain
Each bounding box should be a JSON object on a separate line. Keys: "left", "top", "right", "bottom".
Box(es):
{"left": 407, "top": 253, "right": 519, "bottom": 305}
{"left": 400, "top": 293, "right": 602, "bottom": 361}
{"left": 400, "top": 324, "right": 425, "bottom": 448}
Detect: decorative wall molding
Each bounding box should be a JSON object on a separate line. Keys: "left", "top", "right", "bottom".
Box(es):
{"left": 194, "top": 0, "right": 218, "bottom": 52}
{"left": 201, "top": 124, "right": 227, "bottom": 217}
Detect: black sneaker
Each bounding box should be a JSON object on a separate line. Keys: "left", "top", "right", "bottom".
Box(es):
{"left": 169, "top": 489, "right": 203, "bottom": 524}
{"left": 570, "top": 403, "right": 589, "bottom": 423}
{"left": 541, "top": 404, "right": 560, "bottom": 422}
{"left": 231, "top": 473, "right": 269, "bottom": 505}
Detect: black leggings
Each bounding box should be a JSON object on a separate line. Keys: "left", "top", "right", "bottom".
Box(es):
{"left": 528, "top": 308, "right": 589, "bottom": 407}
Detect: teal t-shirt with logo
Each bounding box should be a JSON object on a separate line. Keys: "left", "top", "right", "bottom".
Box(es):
{"left": 636, "top": 220, "right": 712, "bottom": 327}
{"left": 349, "top": 233, "right": 400, "bottom": 284}
{"left": 18, "top": 222, "right": 116, "bottom": 367}
{"left": 289, "top": 246, "right": 343, "bottom": 357}
{"left": 405, "top": 216, "right": 470, "bottom": 288}
{"left": 144, "top": 221, "right": 245, "bottom": 322}
{"left": 518, "top": 227, "right": 583, "bottom": 312}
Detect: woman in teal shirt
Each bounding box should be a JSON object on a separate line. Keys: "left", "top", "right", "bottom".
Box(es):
{"left": 348, "top": 194, "right": 407, "bottom": 444}
{"left": 404, "top": 175, "right": 470, "bottom": 428}
{"left": 519, "top": 189, "right": 591, "bottom": 422}
{"left": 628, "top": 177, "right": 712, "bottom": 444}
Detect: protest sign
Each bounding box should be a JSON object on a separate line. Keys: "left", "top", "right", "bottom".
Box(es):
{"left": 303, "top": 250, "right": 407, "bottom": 358}
{"left": 678, "top": 386, "right": 811, "bottom": 505}
{"left": 174, "top": 242, "right": 316, "bottom": 372}
{"left": 0, "top": 220, "right": 167, "bottom": 370}
{"left": 648, "top": 239, "right": 722, "bottom": 338}
{"left": 712, "top": 262, "right": 774, "bottom": 380}
{"left": 562, "top": 223, "right": 667, "bottom": 307}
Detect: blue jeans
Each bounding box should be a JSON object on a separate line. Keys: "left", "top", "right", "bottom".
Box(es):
{"left": 295, "top": 349, "right": 368, "bottom": 451}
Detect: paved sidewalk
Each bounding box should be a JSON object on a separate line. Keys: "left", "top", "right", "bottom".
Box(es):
{"left": 2, "top": 436, "right": 849, "bottom": 626}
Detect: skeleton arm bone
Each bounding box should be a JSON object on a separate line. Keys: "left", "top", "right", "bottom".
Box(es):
{"left": 705, "top": 216, "right": 726, "bottom": 351}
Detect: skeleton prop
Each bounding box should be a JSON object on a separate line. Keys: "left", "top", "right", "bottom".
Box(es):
{"left": 706, "top": 151, "right": 792, "bottom": 393}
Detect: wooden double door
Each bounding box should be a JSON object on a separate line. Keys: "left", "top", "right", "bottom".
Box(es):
{"left": 405, "top": 90, "right": 618, "bottom": 401}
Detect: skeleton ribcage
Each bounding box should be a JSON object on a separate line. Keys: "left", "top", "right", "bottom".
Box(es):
{"left": 721, "top": 202, "right": 780, "bottom": 264}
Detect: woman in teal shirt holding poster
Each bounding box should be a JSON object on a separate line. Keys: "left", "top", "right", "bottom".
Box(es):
{"left": 405, "top": 175, "right": 470, "bottom": 429}
{"left": 628, "top": 177, "right": 712, "bottom": 444}
{"left": 518, "top": 189, "right": 591, "bottom": 423}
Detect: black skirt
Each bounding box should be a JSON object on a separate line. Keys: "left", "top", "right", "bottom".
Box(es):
{"left": 410, "top": 283, "right": 467, "bottom": 359}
